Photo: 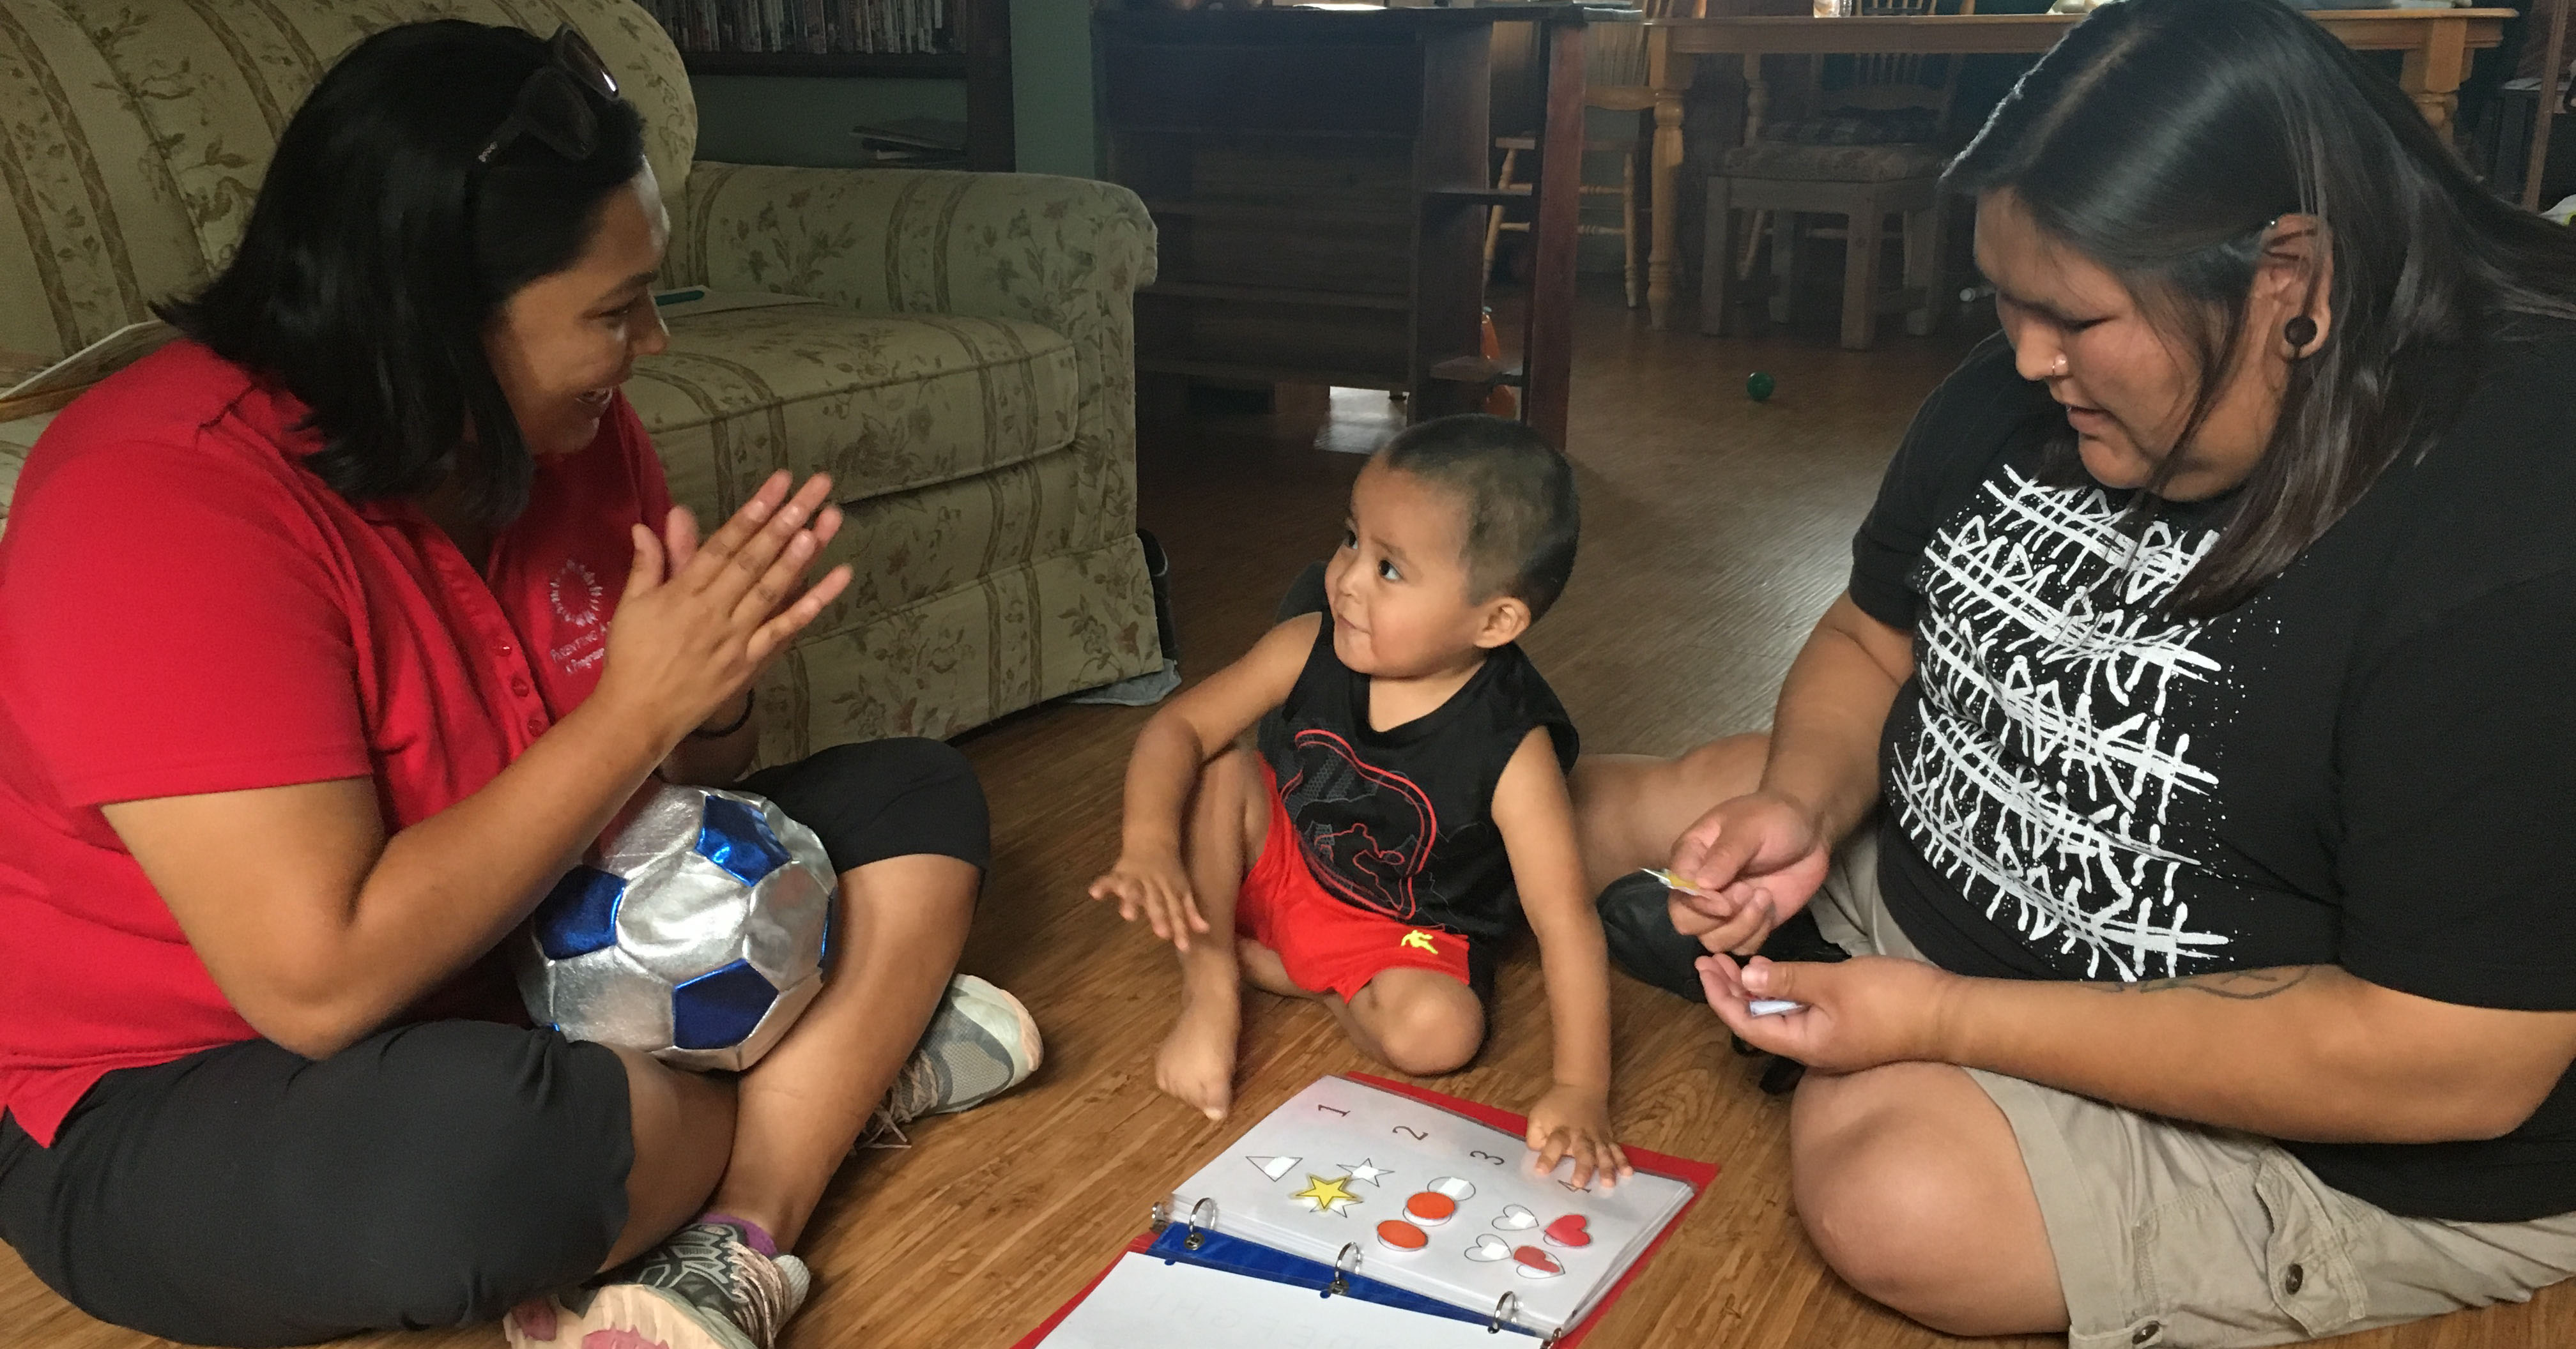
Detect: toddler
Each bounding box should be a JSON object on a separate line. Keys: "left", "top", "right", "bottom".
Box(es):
{"left": 1090, "top": 415, "right": 1630, "bottom": 1187}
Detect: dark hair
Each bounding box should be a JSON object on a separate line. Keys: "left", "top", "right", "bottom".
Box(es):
{"left": 158, "top": 21, "right": 648, "bottom": 526}
{"left": 1945, "top": 0, "right": 2576, "bottom": 616}
{"left": 1378, "top": 414, "right": 1581, "bottom": 620}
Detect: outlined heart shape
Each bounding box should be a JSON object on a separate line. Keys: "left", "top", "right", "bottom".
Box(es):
{"left": 1513, "top": 1246, "right": 1566, "bottom": 1279}
{"left": 1465, "top": 1234, "right": 1513, "bottom": 1262}
{"left": 1492, "top": 1205, "right": 1538, "bottom": 1231}
{"left": 1543, "top": 1214, "right": 1592, "bottom": 1248}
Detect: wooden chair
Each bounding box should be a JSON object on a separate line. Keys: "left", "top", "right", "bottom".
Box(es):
{"left": 1700, "top": 0, "right": 1970, "bottom": 349}
{"left": 1485, "top": 0, "right": 1704, "bottom": 309}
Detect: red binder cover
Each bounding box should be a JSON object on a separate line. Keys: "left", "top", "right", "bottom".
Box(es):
{"left": 1012, "top": 1073, "right": 1719, "bottom": 1348}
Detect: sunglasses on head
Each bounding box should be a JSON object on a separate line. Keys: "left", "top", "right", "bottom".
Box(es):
{"left": 477, "top": 26, "right": 620, "bottom": 165}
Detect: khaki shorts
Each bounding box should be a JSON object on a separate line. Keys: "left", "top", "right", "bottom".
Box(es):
{"left": 1813, "top": 830, "right": 2576, "bottom": 1348}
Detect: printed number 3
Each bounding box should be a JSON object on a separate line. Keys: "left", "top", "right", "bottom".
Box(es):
{"left": 1392, "top": 1126, "right": 1428, "bottom": 1141}
{"left": 1468, "top": 1150, "right": 1506, "bottom": 1166}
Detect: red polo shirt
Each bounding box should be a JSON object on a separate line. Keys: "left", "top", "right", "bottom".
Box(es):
{"left": 0, "top": 341, "right": 673, "bottom": 1147}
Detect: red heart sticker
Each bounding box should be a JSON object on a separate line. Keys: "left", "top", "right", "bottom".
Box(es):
{"left": 1512, "top": 1246, "right": 1565, "bottom": 1277}
{"left": 1543, "top": 1213, "right": 1592, "bottom": 1248}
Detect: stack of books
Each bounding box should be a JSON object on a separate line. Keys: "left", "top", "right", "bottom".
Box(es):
{"left": 641, "top": 0, "right": 953, "bottom": 56}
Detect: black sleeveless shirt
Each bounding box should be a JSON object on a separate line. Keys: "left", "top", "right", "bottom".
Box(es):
{"left": 1255, "top": 612, "right": 1579, "bottom": 945}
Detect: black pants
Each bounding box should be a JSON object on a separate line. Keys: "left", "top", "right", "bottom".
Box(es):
{"left": 0, "top": 737, "right": 986, "bottom": 1346}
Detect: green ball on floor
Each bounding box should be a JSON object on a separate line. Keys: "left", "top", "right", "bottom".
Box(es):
{"left": 1746, "top": 372, "right": 1776, "bottom": 402}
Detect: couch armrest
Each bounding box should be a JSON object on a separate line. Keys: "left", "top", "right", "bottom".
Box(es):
{"left": 668, "top": 164, "right": 1158, "bottom": 478}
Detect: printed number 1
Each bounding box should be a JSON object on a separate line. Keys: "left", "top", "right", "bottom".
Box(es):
{"left": 1317, "top": 1105, "right": 1349, "bottom": 1118}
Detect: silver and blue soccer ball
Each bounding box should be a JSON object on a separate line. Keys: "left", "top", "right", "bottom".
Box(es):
{"left": 514, "top": 782, "right": 836, "bottom": 1072}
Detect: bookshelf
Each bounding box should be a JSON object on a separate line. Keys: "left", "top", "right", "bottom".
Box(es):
{"left": 653, "top": 0, "right": 1015, "bottom": 171}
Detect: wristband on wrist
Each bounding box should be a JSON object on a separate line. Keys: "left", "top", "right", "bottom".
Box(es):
{"left": 689, "top": 690, "right": 755, "bottom": 740}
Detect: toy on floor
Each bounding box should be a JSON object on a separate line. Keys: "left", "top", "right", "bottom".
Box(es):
{"left": 515, "top": 782, "right": 836, "bottom": 1071}
{"left": 1745, "top": 371, "right": 1776, "bottom": 402}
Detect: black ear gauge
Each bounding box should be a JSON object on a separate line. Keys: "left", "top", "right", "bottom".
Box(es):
{"left": 2284, "top": 315, "right": 2319, "bottom": 351}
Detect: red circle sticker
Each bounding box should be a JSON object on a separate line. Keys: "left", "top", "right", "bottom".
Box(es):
{"left": 1406, "top": 1192, "right": 1458, "bottom": 1223}
{"left": 1375, "top": 1219, "right": 1429, "bottom": 1251}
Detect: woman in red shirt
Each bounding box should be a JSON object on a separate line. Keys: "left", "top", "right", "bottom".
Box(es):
{"left": 0, "top": 23, "right": 1031, "bottom": 1349}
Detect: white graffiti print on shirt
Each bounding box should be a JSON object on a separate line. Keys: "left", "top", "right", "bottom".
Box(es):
{"left": 1890, "top": 466, "right": 2232, "bottom": 980}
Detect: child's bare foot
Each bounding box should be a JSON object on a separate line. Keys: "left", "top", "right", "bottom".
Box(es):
{"left": 1157, "top": 996, "right": 1241, "bottom": 1120}
{"left": 1237, "top": 938, "right": 1311, "bottom": 998}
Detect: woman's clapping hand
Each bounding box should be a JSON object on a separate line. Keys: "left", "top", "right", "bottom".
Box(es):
{"left": 595, "top": 469, "right": 851, "bottom": 747}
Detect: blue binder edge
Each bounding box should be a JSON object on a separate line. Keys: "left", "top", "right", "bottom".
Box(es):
{"left": 1144, "top": 1224, "right": 1542, "bottom": 1338}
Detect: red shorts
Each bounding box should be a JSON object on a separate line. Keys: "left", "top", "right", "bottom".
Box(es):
{"left": 1236, "top": 761, "right": 1476, "bottom": 1002}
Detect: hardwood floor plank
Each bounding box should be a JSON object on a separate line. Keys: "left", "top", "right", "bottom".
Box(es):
{"left": 6, "top": 299, "right": 2571, "bottom": 1349}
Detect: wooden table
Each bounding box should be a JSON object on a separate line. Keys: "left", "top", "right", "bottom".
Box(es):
{"left": 1641, "top": 8, "right": 2515, "bottom": 328}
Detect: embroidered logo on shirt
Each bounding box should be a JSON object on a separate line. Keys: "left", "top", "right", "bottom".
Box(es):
{"left": 547, "top": 558, "right": 606, "bottom": 673}
{"left": 1400, "top": 930, "right": 1439, "bottom": 954}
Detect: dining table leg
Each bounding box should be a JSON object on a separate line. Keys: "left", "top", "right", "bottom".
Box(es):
{"left": 1649, "top": 42, "right": 1695, "bottom": 330}
{"left": 2398, "top": 16, "right": 2469, "bottom": 140}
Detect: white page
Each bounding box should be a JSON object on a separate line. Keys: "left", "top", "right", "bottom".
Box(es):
{"left": 648, "top": 291, "right": 827, "bottom": 321}
{"left": 0, "top": 320, "right": 175, "bottom": 402}
{"left": 1037, "top": 1253, "right": 1524, "bottom": 1349}
{"left": 1167, "top": 1077, "right": 1694, "bottom": 1336}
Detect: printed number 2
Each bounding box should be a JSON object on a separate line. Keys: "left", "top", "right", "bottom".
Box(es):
{"left": 1392, "top": 1126, "right": 1428, "bottom": 1141}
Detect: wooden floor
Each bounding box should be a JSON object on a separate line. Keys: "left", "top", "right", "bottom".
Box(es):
{"left": 8, "top": 297, "right": 2573, "bottom": 1348}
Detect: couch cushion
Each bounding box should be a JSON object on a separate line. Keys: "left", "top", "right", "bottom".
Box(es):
{"left": 631, "top": 304, "right": 1080, "bottom": 524}
{"left": 805, "top": 438, "right": 1138, "bottom": 633}
{"left": 754, "top": 534, "right": 1160, "bottom": 756}
{"left": 1717, "top": 141, "right": 1949, "bottom": 184}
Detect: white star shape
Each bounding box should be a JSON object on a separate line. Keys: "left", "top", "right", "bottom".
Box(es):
{"left": 1338, "top": 1158, "right": 1395, "bottom": 1188}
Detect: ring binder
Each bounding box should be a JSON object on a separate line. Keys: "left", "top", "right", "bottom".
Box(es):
{"left": 1325, "top": 1242, "right": 1362, "bottom": 1297}
{"left": 1016, "top": 1075, "right": 1717, "bottom": 1349}
{"left": 1183, "top": 1196, "right": 1218, "bottom": 1251}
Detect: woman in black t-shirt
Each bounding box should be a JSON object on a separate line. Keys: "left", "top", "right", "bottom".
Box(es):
{"left": 1573, "top": 0, "right": 2576, "bottom": 1343}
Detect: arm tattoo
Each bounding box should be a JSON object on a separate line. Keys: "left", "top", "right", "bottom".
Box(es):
{"left": 2089, "top": 967, "right": 2320, "bottom": 1001}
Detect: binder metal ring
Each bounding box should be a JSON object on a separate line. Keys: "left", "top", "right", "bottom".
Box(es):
{"left": 1183, "top": 1196, "right": 1217, "bottom": 1251}
{"left": 1149, "top": 1200, "right": 1170, "bottom": 1231}
{"left": 1487, "top": 1291, "right": 1519, "bottom": 1334}
{"left": 1325, "top": 1242, "right": 1361, "bottom": 1297}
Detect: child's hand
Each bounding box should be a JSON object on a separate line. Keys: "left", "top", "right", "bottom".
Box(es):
{"left": 1524, "top": 1083, "right": 1634, "bottom": 1193}
{"left": 1087, "top": 851, "right": 1211, "bottom": 951}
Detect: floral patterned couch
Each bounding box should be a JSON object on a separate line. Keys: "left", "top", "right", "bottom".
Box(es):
{"left": 0, "top": 0, "right": 1162, "bottom": 759}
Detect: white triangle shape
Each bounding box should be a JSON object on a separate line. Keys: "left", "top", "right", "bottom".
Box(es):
{"left": 1246, "top": 1154, "right": 1302, "bottom": 1182}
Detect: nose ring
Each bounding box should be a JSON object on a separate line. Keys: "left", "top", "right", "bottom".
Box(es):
{"left": 2049, "top": 353, "right": 2069, "bottom": 376}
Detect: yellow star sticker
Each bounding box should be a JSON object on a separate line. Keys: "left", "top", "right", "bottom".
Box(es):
{"left": 1400, "top": 930, "right": 1439, "bottom": 954}
{"left": 1292, "top": 1173, "right": 1363, "bottom": 1216}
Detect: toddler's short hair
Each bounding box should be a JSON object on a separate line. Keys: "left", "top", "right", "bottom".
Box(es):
{"left": 1377, "top": 414, "right": 1580, "bottom": 620}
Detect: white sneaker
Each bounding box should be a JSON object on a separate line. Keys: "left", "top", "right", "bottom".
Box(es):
{"left": 859, "top": 975, "right": 1041, "bottom": 1148}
